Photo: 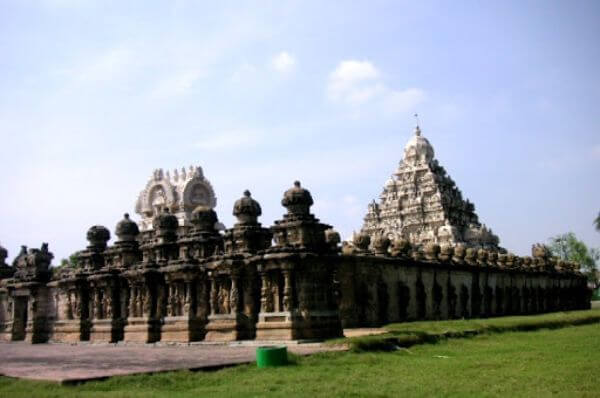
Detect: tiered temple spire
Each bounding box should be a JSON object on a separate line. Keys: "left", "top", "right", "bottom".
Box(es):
{"left": 361, "top": 124, "right": 500, "bottom": 249}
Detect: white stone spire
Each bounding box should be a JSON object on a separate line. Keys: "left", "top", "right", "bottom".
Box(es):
{"left": 361, "top": 124, "right": 500, "bottom": 249}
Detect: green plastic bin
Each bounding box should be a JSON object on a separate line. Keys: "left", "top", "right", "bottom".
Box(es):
{"left": 256, "top": 345, "right": 288, "bottom": 368}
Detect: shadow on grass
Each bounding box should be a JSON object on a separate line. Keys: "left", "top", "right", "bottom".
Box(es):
{"left": 338, "top": 310, "right": 600, "bottom": 353}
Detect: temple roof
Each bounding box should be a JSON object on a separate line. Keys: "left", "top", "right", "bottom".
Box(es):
{"left": 361, "top": 124, "right": 500, "bottom": 249}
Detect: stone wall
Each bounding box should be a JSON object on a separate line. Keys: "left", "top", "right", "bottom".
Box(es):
{"left": 337, "top": 254, "right": 589, "bottom": 328}
{"left": 0, "top": 182, "right": 591, "bottom": 344}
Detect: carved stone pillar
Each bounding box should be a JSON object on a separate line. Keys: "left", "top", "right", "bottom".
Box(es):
{"left": 136, "top": 287, "right": 144, "bottom": 318}
{"left": 260, "top": 273, "right": 270, "bottom": 313}
{"left": 121, "top": 286, "right": 129, "bottom": 319}
{"left": 282, "top": 270, "right": 293, "bottom": 312}
{"left": 142, "top": 286, "right": 152, "bottom": 318}
{"left": 183, "top": 281, "right": 192, "bottom": 316}
{"left": 104, "top": 287, "right": 113, "bottom": 320}
{"left": 209, "top": 277, "right": 218, "bottom": 315}
{"left": 94, "top": 289, "right": 102, "bottom": 320}
{"left": 128, "top": 286, "right": 136, "bottom": 317}
{"left": 64, "top": 291, "right": 73, "bottom": 320}
{"left": 167, "top": 284, "right": 174, "bottom": 316}
{"left": 230, "top": 276, "right": 240, "bottom": 314}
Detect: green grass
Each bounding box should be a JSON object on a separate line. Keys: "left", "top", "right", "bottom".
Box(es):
{"left": 1, "top": 320, "right": 599, "bottom": 397}
{"left": 331, "top": 308, "right": 600, "bottom": 352}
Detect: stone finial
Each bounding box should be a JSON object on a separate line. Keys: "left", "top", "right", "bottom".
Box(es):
{"left": 477, "top": 248, "right": 488, "bottom": 265}
{"left": 411, "top": 245, "right": 423, "bottom": 261}
{"left": 532, "top": 243, "right": 550, "bottom": 259}
{"left": 497, "top": 253, "right": 507, "bottom": 268}
{"left": 190, "top": 205, "right": 218, "bottom": 232}
{"left": 438, "top": 244, "right": 453, "bottom": 262}
{"left": 281, "top": 181, "right": 314, "bottom": 216}
{"left": 424, "top": 243, "right": 440, "bottom": 261}
{"left": 391, "top": 238, "right": 411, "bottom": 257}
{"left": 86, "top": 225, "right": 111, "bottom": 250}
{"left": 372, "top": 233, "right": 391, "bottom": 256}
{"left": 353, "top": 232, "right": 371, "bottom": 252}
{"left": 452, "top": 244, "right": 466, "bottom": 263}
{"left": 464, "top": 247, "right": 477, "bottom": 265}
{"left": 115, "top": 213, "right": 140, "bottom": 242}
{"left": 325, "top": 228, "right": 341, "bottom": 249}
{"left": 233, "top": 190, "right": 262, "bottom": 225}
{"left": 152, "top": 207, "right": 179, "bottom": 236}
{"left": 487, "top": 251, "right": 498, "bottom": 267}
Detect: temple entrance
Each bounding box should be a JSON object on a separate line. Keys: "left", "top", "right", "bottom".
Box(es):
{"left": 12, "top": 297, "right": 28, "bottom": 341}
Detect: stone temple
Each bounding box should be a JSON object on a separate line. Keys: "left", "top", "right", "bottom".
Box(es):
{"left": 362, "top": 125, "right": 499, "bottom": 249}
{"left": 0, "top": 124, "right": 591, "bottom": 344}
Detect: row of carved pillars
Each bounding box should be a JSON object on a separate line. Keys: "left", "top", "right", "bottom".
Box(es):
{"left": 353, "top": 274, "right": 586, "bottom": 326}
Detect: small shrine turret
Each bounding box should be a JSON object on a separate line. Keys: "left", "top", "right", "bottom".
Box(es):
{"left": 271, "top": 181, "right": 332, "bottom": 253}
{"left": 78, "top": 226, "right": 110, "bottom": 271}
{"left": 223, "top": 190, "right": 272, "bottom": 255}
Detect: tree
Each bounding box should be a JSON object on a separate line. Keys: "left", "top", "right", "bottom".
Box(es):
{"left": 55, "top": 253, "right": 80, "bottom": 269}
{"left": 69, "top": 253, "right": 80, "bottom": 268}
{"left": 548, "top": 232, "right": 599, "bottom": 289}
{"left": 595, "top": 211, "right": 600, "bottom": 232}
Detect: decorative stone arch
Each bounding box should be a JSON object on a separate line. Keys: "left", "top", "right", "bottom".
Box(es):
{"left": 182, "top": 176, "right": 216, "bottom": 212}
{"left": 138, "top": 178, "right": 176, "bottom": 218}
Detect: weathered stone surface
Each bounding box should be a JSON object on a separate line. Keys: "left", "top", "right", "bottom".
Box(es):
{"left": 361, "top": 125, "right": 499, "bottom": 249}
{"left": 135, "top": 166, "right": 217, "bottom": 231}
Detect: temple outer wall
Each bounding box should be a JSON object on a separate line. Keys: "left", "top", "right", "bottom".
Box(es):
{"left": 336, "top": 255, "right": 590, "bottom": 329}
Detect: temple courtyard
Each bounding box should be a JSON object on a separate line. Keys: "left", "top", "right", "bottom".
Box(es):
{"left": 0, "top": 340, "right": 344, "bottom": 384}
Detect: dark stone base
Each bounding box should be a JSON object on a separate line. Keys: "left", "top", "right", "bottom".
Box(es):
{"left": 161, "top": 317, "right": 205, "bottom": 342}
{"left": 205, "top": 313, "right": 253, "bottom": 342}
{"left": 51, "top": 320, "right": 91, "bottom": 343}
{"left": 123, "top": 317, "right": 161, "bottom": 343}
{"left": 90, "top": 319, "right": 124, "bottom": 343}
{"left": 255, "top": 310, "right": 343, "bottom": 341}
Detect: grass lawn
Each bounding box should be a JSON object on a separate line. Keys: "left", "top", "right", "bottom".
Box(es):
{"left": 1, "top": 318, "right": 599, "bottom": 397}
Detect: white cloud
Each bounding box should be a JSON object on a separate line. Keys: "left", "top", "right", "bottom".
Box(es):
{"left": 327, "top": 59, "right": 425, "bottom": 113}
{"left": 270, "top": 51, "right": 296, "bottom": 73}
{"left": 327, "top": 60, "right": 380, "bottom": 104}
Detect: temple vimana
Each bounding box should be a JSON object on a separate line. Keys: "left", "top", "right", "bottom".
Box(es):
{"left": 0, "top": 125, "right": 590, "bottom": 343}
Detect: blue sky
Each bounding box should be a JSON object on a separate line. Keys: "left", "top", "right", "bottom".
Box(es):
{"left": 0, "top": 0, "right": 599, "bottom": 262}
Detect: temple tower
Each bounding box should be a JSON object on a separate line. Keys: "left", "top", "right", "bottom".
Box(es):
{"left": 135, "top": 166, "right": 217, "bottom": 231}
{"left": 361, "top": 125, "right": 500, "bottom": 249}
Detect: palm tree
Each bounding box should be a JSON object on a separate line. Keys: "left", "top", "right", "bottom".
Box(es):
{"left": 595, "top": 211, "right": 600, "bottom": 232}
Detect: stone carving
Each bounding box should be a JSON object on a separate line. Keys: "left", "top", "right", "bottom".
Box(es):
{"left": 115, "top": 213, "right": 140, "bottom": 242}
{"left": 352, "top": 232, "right": 371, "bottom": 252}
{"left": 372, "top": 232, "right": 391, "bottom": 256}
{"left": 87, "top": 226, "right": 111, "bottom": 249}
{"left": 361, "top": 125, "right": 500, "bottom": 249}
{"left": 136, "top": 166, "right": 217, "bottom": 231}
{"left": 12, "top": 243, "right": 53, "bottom": 282}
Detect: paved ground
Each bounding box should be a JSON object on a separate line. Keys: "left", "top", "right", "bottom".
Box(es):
{"left": 0, "top": 341, "right": 346, "bottom": 384}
